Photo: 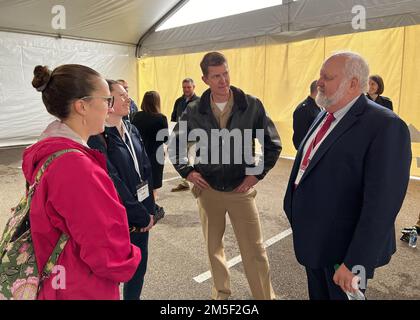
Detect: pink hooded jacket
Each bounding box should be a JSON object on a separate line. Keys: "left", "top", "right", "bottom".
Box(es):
{"left": 22, "top": 121, "right": 141, "bottom": 300}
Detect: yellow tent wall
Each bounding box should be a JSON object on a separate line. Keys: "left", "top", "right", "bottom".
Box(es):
{"left": 138, "top": 25, "right": 420, "bottom": 177}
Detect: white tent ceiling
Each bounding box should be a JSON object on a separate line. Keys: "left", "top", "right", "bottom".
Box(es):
{"left": 0, "top": 0, "right": 183, "bottom": 45}
{"left": 139, "top": 0, "right": 420, "bottom": 57}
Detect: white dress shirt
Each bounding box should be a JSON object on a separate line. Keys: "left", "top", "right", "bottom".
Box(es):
{"left": 295, "top": 96, "right": 359, "bottom": 184}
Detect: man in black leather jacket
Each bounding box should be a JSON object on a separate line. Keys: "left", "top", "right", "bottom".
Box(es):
{"left": 169, "top": 52, "right": 281, "bottom": 300}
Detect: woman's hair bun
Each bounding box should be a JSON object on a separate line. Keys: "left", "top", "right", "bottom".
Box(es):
{"left": 32, "top": 65, "right": 52, "bottom": 92}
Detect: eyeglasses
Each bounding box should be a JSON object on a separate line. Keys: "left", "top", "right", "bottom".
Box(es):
{"left": 80, "top": 96, "right": 114, "bottom": 108}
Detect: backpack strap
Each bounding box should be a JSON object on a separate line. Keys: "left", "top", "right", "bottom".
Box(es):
{"left": 40, "top": 233, "right": 69, "bottom": 280}
{"left": 30, "top": 149, "right": 82, "bottom": 281}
{"left": 33, "top": 149, "right": 82, "bottom": 186}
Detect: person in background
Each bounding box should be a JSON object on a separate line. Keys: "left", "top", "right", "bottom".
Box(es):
{"left": 292, "top": 80, "right": 322, "bottom": 150}
{"left": 170, "top": 78, "right": 200, "bottom": 192}
{"left": 366, "top": 75, "right": 393, "bottom": 111}
{"left": 88, "top": 80, "right": 155, "bottom": 300}
{"left": 132, "top": 90, "right": 169, "bottom": 202}
{"left": 26, "top": 65, "right": 140, "bottom": 300}
{"left": 117, "top": 79, "right": 139, "bottom": 122}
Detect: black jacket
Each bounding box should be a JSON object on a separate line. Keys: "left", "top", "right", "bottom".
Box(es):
{"left": 132, "top": 111, "right": 169, "bottom": 156}
{"left": 169, "top": 86, "right": 282, "bottom": 191}
{"left": 366, "top": 94, "right": 393, "bottom": 111}
{"left": 88, "top": 121, "right": 155, "bottom": 228}
{"left": 132, "top": 111, "right": 169, "bottom": 189}
{"left": 292, "top": 96, "right": 321, "bottom": 150}
{"left": 170, "top": 94, "right": 200, "bottom": 122}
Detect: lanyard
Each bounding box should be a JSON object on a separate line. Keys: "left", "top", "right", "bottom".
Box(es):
{"left": 121, "top": 122, "right": 143, "bottom": 182}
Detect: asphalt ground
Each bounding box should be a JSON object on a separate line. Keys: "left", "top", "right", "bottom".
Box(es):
{"left": 0, "top": 146, "right": 419, "bottom": 300}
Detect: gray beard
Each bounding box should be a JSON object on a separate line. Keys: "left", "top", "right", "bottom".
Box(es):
{"left": 316, "top": 81, "right": 348, "bottom": 110}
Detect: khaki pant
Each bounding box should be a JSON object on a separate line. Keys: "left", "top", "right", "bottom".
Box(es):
{"left": 416, "top": 212, "right": 420, "bottom": 228}
{"left": 195, "top": 187, "right": 276, "bottom": 300}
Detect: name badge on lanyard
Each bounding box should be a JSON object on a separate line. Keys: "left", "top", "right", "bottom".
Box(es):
{"left": 295, "top": 168, "right": 305, "bottom": 185}
{"left": 137, "top": 181, "right": 149, "bottom": 202}
{"left": 122, "top": 122, "right": 150, "bottom": 202}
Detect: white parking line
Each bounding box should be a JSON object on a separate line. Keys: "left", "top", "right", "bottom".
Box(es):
{"left": 193, "top": 228, "right": 293, "bottom": 283}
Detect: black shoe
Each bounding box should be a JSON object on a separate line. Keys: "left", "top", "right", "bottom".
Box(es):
{"left": 400, "top": 226, "right": 418, "bottom": 243}
{"left": 400, "top": 232, "right": 410, "bottom": 243}
{"left": 153, "top": 204, "right": 165, "bottom": 225}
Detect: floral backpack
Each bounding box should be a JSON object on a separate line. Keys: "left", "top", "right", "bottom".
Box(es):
{"left": 0, "top": 149, "right": 79, "bottom": 300}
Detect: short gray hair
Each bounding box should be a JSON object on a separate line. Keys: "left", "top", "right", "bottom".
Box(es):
{"left": 182, "top": 78, "right": 194, "bottom": 85}
{"left": 330, "top": 51, "right": 369, "bottom": 93}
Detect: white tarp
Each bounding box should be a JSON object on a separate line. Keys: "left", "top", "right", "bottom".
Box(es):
{"left": 139, "top": 0, "right": 420, "bottom": 57}
{"left": 0, "top": 31, "right": 137, "bottom": 147}
{"left": 0, "top": 0, "right": 180, "bottom": 45}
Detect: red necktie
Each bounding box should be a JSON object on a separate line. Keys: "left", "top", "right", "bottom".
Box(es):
{"left": 301, "top": 112, "right": 335, "bottom": 169}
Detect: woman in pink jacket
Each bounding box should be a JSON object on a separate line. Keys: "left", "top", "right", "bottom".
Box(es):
{"left": 23, "top": 64, "right": 141, "bottom": 299}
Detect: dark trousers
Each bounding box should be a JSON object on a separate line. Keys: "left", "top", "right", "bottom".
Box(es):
{"left": 305, "top": 267, "right": 370, "bottom": 300}
{"left": 123, "top": 231, "right": 149, "bottom": 300}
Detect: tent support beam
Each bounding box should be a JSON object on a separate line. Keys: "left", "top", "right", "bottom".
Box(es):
{"left": 135, "top": 0, "right": 189, "bottom": 58}
{"left": 0, "top": 27, "right": 136, "bottom": 46}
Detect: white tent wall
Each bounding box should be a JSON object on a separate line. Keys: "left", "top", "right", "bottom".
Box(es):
{"left": 0, "top": 31, "right": 137, "bottom": 147}
{"left": 139, "top": 0, "right": 420, "bottom": 57}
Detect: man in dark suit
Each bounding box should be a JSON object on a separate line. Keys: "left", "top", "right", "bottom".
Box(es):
{"left": 283, "top": 52, "right": 412, "bottom": 300}
{"left": 292, "top": 80, "right": 322, "bottom": 150}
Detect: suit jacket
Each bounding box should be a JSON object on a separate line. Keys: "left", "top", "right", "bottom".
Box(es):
{"left": 283, "top": 95, "right": 411, "bottom": 271}
{"left": 366, "top": 94, "right": 393, "bottom": 111}
{"left": 292, "top": 96, "right": 321, "bottom": 150}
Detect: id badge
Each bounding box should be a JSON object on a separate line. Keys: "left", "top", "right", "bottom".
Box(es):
{"left": 295, "top": 168, "right": 305, "bottom": 186}
{"left": 137, "top": 181, "right": 149, "bottom": 202}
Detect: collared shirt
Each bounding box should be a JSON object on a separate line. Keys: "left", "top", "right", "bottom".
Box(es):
{"left": 210, "top": 91, "right": 234, "bottom": 129}
{"left": 298, "top": 96, "right": 359, "bottom": 172}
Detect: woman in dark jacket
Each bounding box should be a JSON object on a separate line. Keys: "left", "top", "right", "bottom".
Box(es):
{"left": 366, "top": 75, "right": 393, "bottom": 111}
{"left": 132, "top": 91, "right": 168, "bottom": 201}
{"left": 88, "top": 80, "right": 155, "bottom": 300}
